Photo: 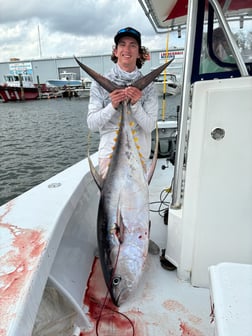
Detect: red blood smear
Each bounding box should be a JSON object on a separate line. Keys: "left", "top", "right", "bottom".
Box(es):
{"left": 180, "top": 321, "right": 204, "bottom": 336}
{"left": 81, "top": 257, "right": 147, "bottom": 336}
{"left": 0, "top": 202, "right": 45, "bottom": 335}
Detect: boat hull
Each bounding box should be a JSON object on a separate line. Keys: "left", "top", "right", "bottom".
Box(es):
{"left": 47, "top": 79, "right": 82, "bottom": 87}
{"left": 73, "top": 88, "right": 90, "bottom": 98}
{"left": 0, "top": 85, "right": 39, "bottom": 102}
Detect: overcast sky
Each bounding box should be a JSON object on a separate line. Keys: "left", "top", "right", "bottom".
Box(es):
{"left": 0, "top": 0, "right": 186, "bottom": 63}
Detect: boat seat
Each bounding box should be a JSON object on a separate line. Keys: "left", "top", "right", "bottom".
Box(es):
{"left": 209, "top": 262, "right": 252, "bottom": 336}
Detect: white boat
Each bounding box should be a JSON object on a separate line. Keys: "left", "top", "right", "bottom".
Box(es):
{"left": 154, "top": 72, "right": 181, "bottom": 96}
{"left": 1, "top": 1, "right": 252, "bottom": 335}
{"left": 40, "top": 90, "right": 64, "bottom": 99}
{"left": 2, "top": 73, "right": 35, "bottom": 88}
{"left": 73, "top": 79, "right": 92, "bottom": 98}
{"left": 47, "top": 71, "right": 92, "bottom": 89}
{"left": 72, "top": 88, "right": 90, "bottom": 98}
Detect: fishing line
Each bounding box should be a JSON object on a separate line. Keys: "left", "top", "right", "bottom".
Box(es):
{"left": 96, "top": 303, "right": 135, "bottom": 336}
{"left": 95, "top": 289, "right": 110, "bottom": 336}
{"left": 95, "top": 236, "right": 122, "bottom": 334}
{"left": 95, "top": 244, "right": 135, "bottom": 336}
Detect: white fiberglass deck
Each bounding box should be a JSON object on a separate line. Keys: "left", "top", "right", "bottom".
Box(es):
{"left": 0, "top": 155, "right": 214, "bottom": 336}
{"left": 80, "top": 158, "right": 214, "bottom": 336}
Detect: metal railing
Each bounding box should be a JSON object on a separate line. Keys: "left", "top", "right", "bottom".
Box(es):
{"left": 171, "top": 0, "right": 198, "bottom": 209}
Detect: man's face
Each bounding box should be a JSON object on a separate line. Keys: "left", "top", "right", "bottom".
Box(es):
{"left": 114, "top": 36, "right": 140, "bottom": 72}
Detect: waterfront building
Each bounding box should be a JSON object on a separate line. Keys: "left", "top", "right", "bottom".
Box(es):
{"left": 0, "top": 49, "right": 184, "bottom": 86}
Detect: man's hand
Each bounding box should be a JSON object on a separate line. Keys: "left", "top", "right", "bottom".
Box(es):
{"left": 110, "top": 87, "right": 142, "bottom": 109}
{"left": 125, "top": 86, "right": 142, "bottom": 105}
{"left": 110, "top": 89, "right": 126, "bottom": 109}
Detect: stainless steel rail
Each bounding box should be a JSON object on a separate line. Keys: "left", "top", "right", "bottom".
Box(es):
{"left": 171, "top": 0, "right": 198, "bottom": 209}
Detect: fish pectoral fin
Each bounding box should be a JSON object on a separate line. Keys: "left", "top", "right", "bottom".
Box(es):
{"left": 116, "top": 207, "right": 124, "bottom": 244}
{"left": 110, "top": 222, "right": 123, "bottom": 245}
{"left": 119, "top": 224, "right": 124, "bottom": 245}
{"left": 88, "top": 155, "right": 103, "bottom": 190}
{"left": 116, "top": 223, "right": 123, "bottom": 243}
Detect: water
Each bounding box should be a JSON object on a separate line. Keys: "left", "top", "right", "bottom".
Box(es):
{"left": 0, "top": 95, "right": 180, "bottom": 206}
{"left": 0, "top": 98, "right": 100, "bottom": 206}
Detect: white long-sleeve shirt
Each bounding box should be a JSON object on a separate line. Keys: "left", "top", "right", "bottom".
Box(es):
{"left": 87, "top": 63, "right": 158, "bottom": 161}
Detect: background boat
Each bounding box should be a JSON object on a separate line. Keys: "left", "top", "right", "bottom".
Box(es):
{"left": 154, "top": 72, "right": 181, "bottom": 96}
{"left": 73, "top": 87, "right": 91, "bottom": 98}
{"left": 47, "top": 71, "right": 92, "bottom": 89}
{"left": 0, "top": 73, "right": 46, "bottom": 102}
{"left": 0, "top": 85, "right": 39, "bottom": 102}
{"left": 46, "top": 72, "right": 92, "bottom": 98}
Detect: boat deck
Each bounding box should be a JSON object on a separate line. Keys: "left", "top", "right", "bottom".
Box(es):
{"left": 80, "top": 158, "right": 214, "bottom": 336}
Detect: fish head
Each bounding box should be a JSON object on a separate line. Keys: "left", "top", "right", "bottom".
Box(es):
{"left": 109, "top": 249, "right": 145, "bottom": 306}
{"left": 110, "top": 271, "right": 135, "bottom": 307}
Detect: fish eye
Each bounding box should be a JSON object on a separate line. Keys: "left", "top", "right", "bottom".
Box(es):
{"left": 112, "top": 276, "right": 121, "bottom": 286}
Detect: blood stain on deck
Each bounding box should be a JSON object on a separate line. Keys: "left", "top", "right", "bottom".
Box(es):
{"left": 0, "top": 201, "right": 45, "bottom": 335}
{"left": 81, "top": 257, "right": 147, "bottom": 336}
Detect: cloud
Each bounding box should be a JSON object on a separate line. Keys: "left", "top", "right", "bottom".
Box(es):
{"left": 0, "top": 0, "right": 184, "bottom": 62}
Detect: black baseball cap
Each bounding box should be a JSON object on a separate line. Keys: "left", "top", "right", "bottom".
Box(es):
{"left": 114, "top": 27, "right": 141, "bottom": 46}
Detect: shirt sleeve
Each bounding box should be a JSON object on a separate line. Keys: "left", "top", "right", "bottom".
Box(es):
{"left": 87, "top": 81, "right": 117, "bottom": 131}
{"left": 130, "top": 82, "right": 158, "bottom": 133}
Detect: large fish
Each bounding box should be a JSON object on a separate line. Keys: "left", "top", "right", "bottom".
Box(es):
{"left": 75, "top": 57, "right": 173, "bottom": 306}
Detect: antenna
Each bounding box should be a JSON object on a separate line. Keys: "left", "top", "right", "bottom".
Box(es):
{"left": 38, "top": 25, "right": 42, "bottom": 58}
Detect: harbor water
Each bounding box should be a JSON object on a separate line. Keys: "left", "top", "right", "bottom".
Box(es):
{"left": 0, "top": 94, "right": 180, "bottom": 206}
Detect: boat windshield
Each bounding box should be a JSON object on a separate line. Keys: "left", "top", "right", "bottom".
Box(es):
{"left": 22, "top": 75, "right": 33, "bottom": 82}
{"left": 59, "top": 72, "right": 77, "bottom": 80}
{"left": 4, "top": 75, "right": 19, "bottom": 82}
{"left": 199, "top": 2, "right": 252, "bottom": 76}
{"left": 4, "top": 74, "right": 33, "bottom": 82}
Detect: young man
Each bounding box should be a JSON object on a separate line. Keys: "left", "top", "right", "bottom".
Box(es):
{"left": 87, "top": 27, "right": 158, "bottom": 179}
{"left": 87, "top": 27, "right": 159, "bottom": 255}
